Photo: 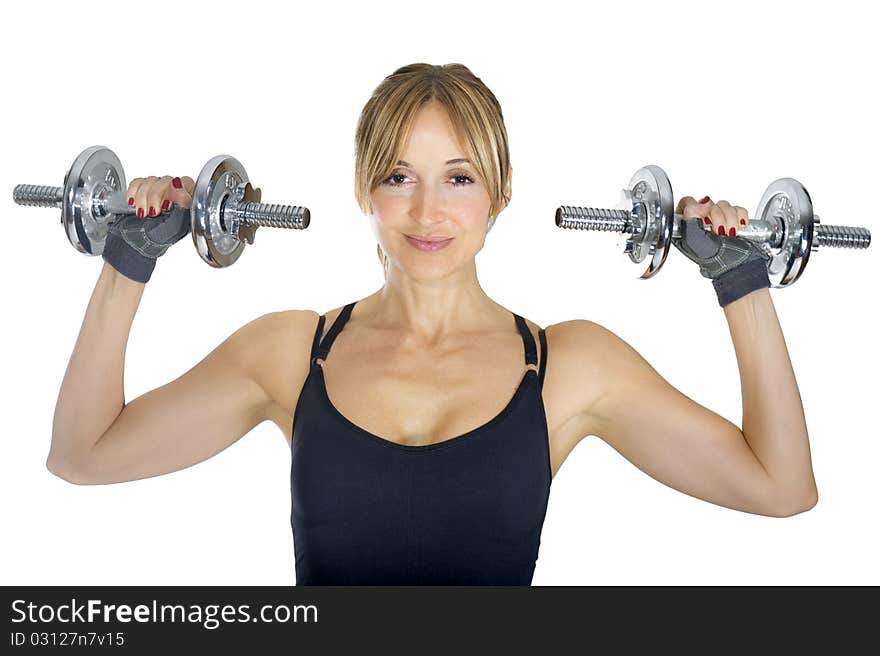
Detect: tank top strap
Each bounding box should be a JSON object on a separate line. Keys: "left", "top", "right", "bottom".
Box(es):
{"left": 309, "top": 314, "right": 326, "bottom": 363}
{"left": 538, "top": 327, "right": 548, "bottom": 390}
{"left": 312, "top": 301, "right": 357, "bottom": 364}
{"left": 513, "top": 313, "right": 537, "bottom": 367}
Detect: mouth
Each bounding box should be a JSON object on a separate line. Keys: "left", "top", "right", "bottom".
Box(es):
{"left": 404, "top": 234, "right": 454, "bottom": 251}
{"left": 404, "top": 234, "right": 453, "bottom": 242}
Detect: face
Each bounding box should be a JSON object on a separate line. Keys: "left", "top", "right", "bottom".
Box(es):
{"left": 368, "top": 101, "right": 507, "bottom": 279}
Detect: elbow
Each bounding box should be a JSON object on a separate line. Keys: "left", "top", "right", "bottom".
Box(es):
{"left": 768, "top": 488, "right": 819, "bottom": 518}
{"left": 46, "top": 451, "right": 93, "bottom": 486}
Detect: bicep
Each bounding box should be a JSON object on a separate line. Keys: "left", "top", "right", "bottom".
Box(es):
{"left": 570, "top": 320, "right": 778, "bottom": 515}
{"left": 67, "top": 313, "right": 282, "bottom": 485}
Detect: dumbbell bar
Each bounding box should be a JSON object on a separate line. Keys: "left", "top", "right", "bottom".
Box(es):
{"left": 556, "top": 165, "right": 871, "bottom": 287}
{"left": 13, "top": 145, "right": 311, "bottom": 268}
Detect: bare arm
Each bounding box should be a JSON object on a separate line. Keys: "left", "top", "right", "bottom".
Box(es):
{"left": 557, "top": 288, "right": 817, "bottom": 517}
{"left": 47, "top": 261, "right": 299, "bottom": 485}
{"left": 48, "top": 261, "right": 146, "bottom": 474}
{"left": 723, "top": 288, "right": 817, "bottom": 508}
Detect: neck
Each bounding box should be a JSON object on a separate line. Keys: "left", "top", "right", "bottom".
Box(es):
{"left": 363, "top": 261, "right": 505, "bottom": 346}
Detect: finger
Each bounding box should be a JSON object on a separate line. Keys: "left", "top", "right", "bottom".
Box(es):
{"left": 735, "top": 205, "right": 749, "bottom": 228}
{"left": 126, "top": 178, "right": 146, "bottom": 209}
{"left": 133, "top": 176, "right": 159, "bottom": 219}
{"left": 676, "top": 195, "right": 697, "bottom": 215}
{"left": 676, "top": 194, "right": 713, "bottom": 216}
{"left": 710, "top": 200, "right": 733, "bottom": 236}
{"left": 708, "top": 204, "right": 727, "bottom": 235}
{"left": 681, "top": 198, "right": 714, "bottom": 231}
{"left": 179, "top": 176, "right": 195, "bottom": 195}
{"left": 681, "top": 199, "right": 708, "bottom": 220}
{"left": 168, "top": 176, "right": 196, "bottom": 209}
{"left": 145, "top": 176, "right": 173, "bottom": 217}
{"left": 720, "top": 201, "right": 738, "bottom": 235}
{"left": 695, "top": 200, "right": 715, "bottom": 229}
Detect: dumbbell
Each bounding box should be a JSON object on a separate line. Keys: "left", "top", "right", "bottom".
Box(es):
{"left": 555, "top": 165, "right": 871, "bottom": 287}
{"left": 13, "top": 145, "right": 311, "bottom": 268}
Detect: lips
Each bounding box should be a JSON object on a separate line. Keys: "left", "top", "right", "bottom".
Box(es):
{"left": 405, "top": 234, "right": 454, "bottom": 251}
{"left": 405, "top": 234, "right": 452, "bottom": 242}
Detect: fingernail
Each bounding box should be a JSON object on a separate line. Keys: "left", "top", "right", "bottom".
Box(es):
{"left": 740, "top": 218, "right": 746, "bottom": 225}
{"left": 128, "top": 197, "right": 134, "bottom": 206}
{"left": 172, "top": 177, "right": 182, "bottom": 189}
{"left": 148, "top": 206, "right": 156, "bottom": 217}
{"left": 137, "top": 207, "right": 144, "bottom": 219}
{"left": 729, "top": 227, "right": 736, "bottom": 237}
{"left": 161, "top": 199, "right": 170, "bottom": 211}
{"left": 703, "top": 216, "right": 712, "bottom": 225}
{"left": 717, "top": 225, "right": 726, "bottom": 236}
{"left": 699, "top": 196, "right": 711, "bottom": 204}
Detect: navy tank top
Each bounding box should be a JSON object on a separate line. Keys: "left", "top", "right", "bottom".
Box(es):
{"left": 290, "top": 301, "right": 552, "bottom": 585}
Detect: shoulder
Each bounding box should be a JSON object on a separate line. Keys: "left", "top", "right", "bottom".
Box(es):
{"left": 516, "top": 317, "right": 614, "bottom": 361}
{"left": 537, "top": 319, "right": 647, "bottom": 436}
{"left": 237, "top": 309, "right": 322, "bottom": 355}
{"left": 226, "top": 309, "right": 323, "bottom": 433}
{"left": 543, "top": 318, "right": 652, "bottom": 387}
{"left": 543, "top": 318, "right": 637, "bottom": 363}
{"left": 546, "top": 318, "right": 664, "bottom": 400}
{"left": 513, "top": 317, "right": 599, "bottom": 369}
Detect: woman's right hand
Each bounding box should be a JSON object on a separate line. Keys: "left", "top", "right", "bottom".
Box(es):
{"left": 102, "top": 175, "right": 197, "bottom": 284}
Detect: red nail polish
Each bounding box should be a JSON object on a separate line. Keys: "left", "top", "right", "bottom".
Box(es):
{"left": 161, "top": 199, "right": 170, "bottom": 211}
{"left": 172, "top": 177, "right": 182, "bottom": 189}
{"left": 729, "top": 227, "right": 736, "bottom": 237}
{"left": 128, "top": 197, "right": 134, "bottom": 206}
{"left": 699, "top": 196, "right": 711, "bottom": 204}
{"left": 148, "top": 206, "right": 156, "bottom": 217}
{"left": 740, "top": 218, "right": 746, "bottom": 225}
{"left": 703, "top": 216, "right": 712, "bottom": 225}
{"left": 718, "top": 226, "right": 726, "bottom": 236}
{"left": 137, "top": 207, "right": 144, "bottom": 219}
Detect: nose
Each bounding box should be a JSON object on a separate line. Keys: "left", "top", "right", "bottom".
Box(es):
{"left": 409, "top": 182, "right": 447, "bottom": 226}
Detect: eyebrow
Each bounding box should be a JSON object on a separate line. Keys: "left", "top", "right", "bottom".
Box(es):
{"left": 396, "top": 158, "right": 471, "bottom": 167}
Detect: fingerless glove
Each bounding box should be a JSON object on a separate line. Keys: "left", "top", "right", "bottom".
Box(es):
{"left": 101, "top": 205, "right": 190, "bottom": 283}
{"left": 672, "top": 217, "right": 772, "bottom": 307}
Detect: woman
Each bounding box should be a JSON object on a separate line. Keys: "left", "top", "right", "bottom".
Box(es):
{"left": 47, "top": 63, "right": 818, "bottom": 585}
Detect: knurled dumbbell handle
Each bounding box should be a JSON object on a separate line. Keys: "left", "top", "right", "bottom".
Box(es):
{"left": 556, "top": 205, "right": 871, "bottom": 250}
{"left": 812, "top": 224, "right": 871, "bottom": 249}
{"left": 232, "top": 201, "right": 309, "bottom": 229}
{"left": 14, "top": 183, "right": 309, "bottom": 229}
{"left": 13, "top": 185, "right": 63, "bottom": 208}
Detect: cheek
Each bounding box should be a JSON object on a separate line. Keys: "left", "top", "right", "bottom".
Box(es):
{"left": 458, "top": 188, "right": 494, "bottom": 223}
{"left": 370, "top": 192, "right": 407, "bottom": 219}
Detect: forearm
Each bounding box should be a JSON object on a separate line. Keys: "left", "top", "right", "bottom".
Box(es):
{"left": 48, "top": 262, "right": 145, "bottom": 469}
{"left": 723, "top": 287, "right": 818, "bottom": 508}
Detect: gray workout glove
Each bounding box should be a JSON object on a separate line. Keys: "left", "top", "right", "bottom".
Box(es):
{"left": 672, "top": 217, "right": 772, "bottom": 307}
{"left": 101, "top": 205, "right": 191, "bottom": 284}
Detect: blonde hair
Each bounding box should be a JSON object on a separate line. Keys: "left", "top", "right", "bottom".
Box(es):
{"left": 354, "top": 63, "right": 512, "bottom": 277}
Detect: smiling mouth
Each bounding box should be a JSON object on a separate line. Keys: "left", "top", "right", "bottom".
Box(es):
{"left": 405, "top": 234, "right": 453, "bottom": 242}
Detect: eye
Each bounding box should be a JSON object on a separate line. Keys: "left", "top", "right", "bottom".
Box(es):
{"left": 380, "top": 171, "right": 476, "bottom": 188}
{"left": 381, "top": 173, "right": 409, "bottom": 187}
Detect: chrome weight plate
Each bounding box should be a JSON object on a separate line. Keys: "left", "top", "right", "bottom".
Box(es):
{"left": 191, "top": 155, "right": 252, "bottom": 268}
{"left": 62, "top": 146, "right": 126, "bottom": 256}
{"left": 754, "top": 178, "right": 815, "bottom": 287}
{"left": 626, "top": 165, "right": 675, "bottom": 279}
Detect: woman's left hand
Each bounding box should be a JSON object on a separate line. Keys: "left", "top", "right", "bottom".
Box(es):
{"left": 677, "top": 195, "right": 747, "bottom": 237}
{"left": 672, "top": 194, "right": 770, "bottom": 281}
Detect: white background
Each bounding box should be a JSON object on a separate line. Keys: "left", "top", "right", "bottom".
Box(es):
{"left": 1, "top": 0, "right": 877, "bottom": 586}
